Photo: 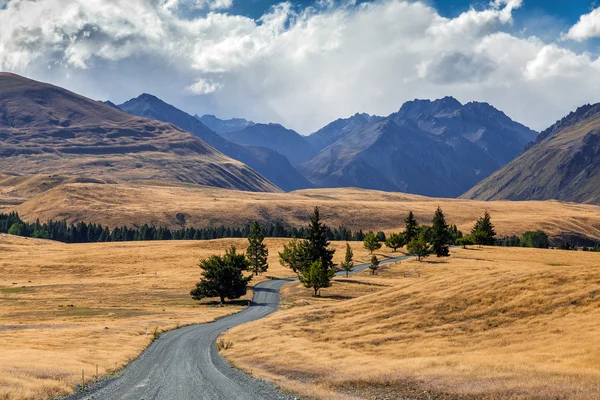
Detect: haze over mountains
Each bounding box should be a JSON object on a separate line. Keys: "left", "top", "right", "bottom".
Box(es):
{"left": 118, "top": 94, "right": 313, "bottom": 191}
{"left": 464, "top": 103, "right": 600, "bottom": 205}
{"left": 0, "top": 73, "right": 278, "bottom": 193}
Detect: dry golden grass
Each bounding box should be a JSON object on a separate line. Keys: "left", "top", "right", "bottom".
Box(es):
{"left": 223, "top": 246, "right": 600, "bottom": 400}
{"left": 9, "top": 181, "right": 600, "bottom": 243}
{"left": 0, "top": 234, "right": 391, "bottom": 400}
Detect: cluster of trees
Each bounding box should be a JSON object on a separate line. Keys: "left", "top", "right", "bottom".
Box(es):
{"left": 190, "top": 221, "right": 269, "bottom": 304}
{"left": 456, "top": 211, "right": 497, "bottom": 248}
{"left": 0, "top": 212, "right": 368, "bottom": 244}
{"left": 496, "top": 230, "right": 600, "bottom": 251}
{"left": 362, "top": 209, "right": 464, "bottom": 262}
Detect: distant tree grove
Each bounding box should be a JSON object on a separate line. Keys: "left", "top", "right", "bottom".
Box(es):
{"left": 0, "top": 212, "right": 367, "bottom": 244}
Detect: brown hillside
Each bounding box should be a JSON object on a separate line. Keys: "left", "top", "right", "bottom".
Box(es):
{"left": 464, "top": 103, "right": 600, "bottom": 204}
{"left": 11, "top": 181, "right": 600, "bottom": 242}
{"left": 0, "top": 73, "right": 278, "bottom": 192}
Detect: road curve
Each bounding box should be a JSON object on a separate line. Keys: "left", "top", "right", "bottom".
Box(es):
{"left": 66, "top": 253, "right": 412, "bottom": 400}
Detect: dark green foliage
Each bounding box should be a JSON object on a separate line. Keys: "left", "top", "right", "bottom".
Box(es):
{"left": 190, "top": 247, "right": 251, "bottom": 304}
{"left": 376, "top": 231, "right": 386, "bottom": 242}
{"left": 404, "top": 211, "right": 419, "bottom": 243}
{"left": 246, "top": 221, "right": 269, "bottom": 276}
{"left": 363, "top": 232, "right": 382, "bottom": 254}
{"left": 0, "top": 212, "right": 365, "bottom": 244}
{"left": 457, "top": 235, "right": 474, "bottom": 249}
{"left": 8, "top": 223, "right": 26, "bottom": 236}
{"left": 340, "top": 243, "right": 354, "bottom": 277}
{"left": 521, "top": 231, "right": 550, "bottom": 249}
{"left": 385, "top": 233, "right": 404, "bottom": 252}
{"left": 279, "top": 207, "right": 336, "bottom": 296}
{"left": 471, "top": 211, "right": 496, "bottom": 245}
{"left": 431, "top": 207, "right": 451, "bottom": 257}
{"left": 368, "top": 254, "right": 380, "bottom": 275}
{"left": 407, "top": 235, "right": 431, "bottom": 262}
{"left": 496, "top": 235, "right": 521, "bottom": 247}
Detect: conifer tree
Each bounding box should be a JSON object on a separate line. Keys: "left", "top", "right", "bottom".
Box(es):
{"left": 471, "top": 211, "right": 497, "bottom": 246}
{"left": 190, "top": 247, "right": 251, "bottom": 304}
{"left": 369, "top": 254, "right": 380, "bottom": 275}
{"left": 246, "top": 221, "right": 269, "bottom": 276}
{"left": 340, "top": 243, "right": 354, "bottom": 277}
{"left": 431, "top": 207, "right": 451, "bottom": 257}
{"left": 385, "top": 233, "right": 404, "bottom": 252}
{"left": 363, "top": 232, "right": 382, "bottom": 254}
{"left": 404, "top": 211, "right": 419, "bottom": 243}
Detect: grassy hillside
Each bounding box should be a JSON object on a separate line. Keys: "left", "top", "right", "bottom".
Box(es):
{"left": 223, "top": 246, "right": 600, "bottom": 400}
{"left": 10, "top": 181, "right": 600, "bottom": 243}
{"left": 0, "top": 235, "right": 391, "bottom": 400}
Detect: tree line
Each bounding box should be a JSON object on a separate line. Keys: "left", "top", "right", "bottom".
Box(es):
{"left": 0, "top": 212, "right": 371, "bottom": 244}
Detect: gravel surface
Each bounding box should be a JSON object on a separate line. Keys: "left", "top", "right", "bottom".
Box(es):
{"left": 63, "top": 254, "right": 412, "bottom": 400}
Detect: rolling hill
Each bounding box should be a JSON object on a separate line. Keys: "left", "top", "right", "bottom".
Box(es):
{"left": 119, "top": 94, "right": 313, "bottom": 191}
{"left": 0, "top": 73, "right": 278, "bottom": 192}
{"left": 300, "top": 97, "right": 538, "bottom": 197}
{"left": 464, "top": 103, "right": 600, "bottom": 204}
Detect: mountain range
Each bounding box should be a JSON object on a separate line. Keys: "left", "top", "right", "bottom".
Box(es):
{"left": 5, "top": 72, "right": 598, "bottom": 205}
{"left": 464, "top": 103, "right": 600, "bottom": 204}
{"left": 118, "top": 94, "right": 313, "bottom": 191}
{"left": 299, "top": 97, "right": 538, "bottom": 197}
{"left": 0, "top": 73, "right": 277, "bottom": 193}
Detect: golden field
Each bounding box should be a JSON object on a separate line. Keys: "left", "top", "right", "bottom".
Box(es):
{"left": 4, "top": 179, "right": 600, "bottom": 242}
{"left": 223, "top": 246, "right": 600, "bottom": 400}
{"left": 0, "top": 235, "right": 394, "bottom": 400}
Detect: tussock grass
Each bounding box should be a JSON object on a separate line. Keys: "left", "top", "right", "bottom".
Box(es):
{"left": 0, "top": 235, "right": 396, "bottom": 399}
{"left": 223, "top": 247, "right": 600, "bottom": 400}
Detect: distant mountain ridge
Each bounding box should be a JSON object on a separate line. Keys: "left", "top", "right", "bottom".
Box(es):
{"left": 196, "top": 114, "right": 255, "bottom": 133}
{"left": 300, "top": 97, "right": 537, "bottom": 197}
{"left": 119, "top": 95, "right": 313, "bottom": 191}
{"left": 306, "top": 113, "right": 384, "bottom": 151}
{"left": 0, "top": 73, "right": 278, "bottom": 193}
{"left": 220, "top": 123, "right": 317, "bottom": 166}
{"left": 463, "top": 102, "right": 600, "bottom": 204}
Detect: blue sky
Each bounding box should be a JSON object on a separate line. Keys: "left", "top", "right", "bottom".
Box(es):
{"left": 4, "top": 0, "right": 600, "bottom": 133}
{"left": 228, "top": 0, "right": 595, "bottom": 24}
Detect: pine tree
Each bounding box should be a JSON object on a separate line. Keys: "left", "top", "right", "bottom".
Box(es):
{"left": 279, "top": 207, "right": 336, "bottom": 296}
{"left": 368, "top": 254, "right": 380, "bottom": 275}
{"left": 363, "top": 232, "right": 382, "bottom": 254}
{"left": 471, "top": 211, "right": 496, "bottom": 246}
{"left": 385, "top": 233, "right": 404, "bottom": 252}
{"left": 407, "top": 235, "right": 431, "bottom": 262}
{"left": 340, "top": 243, "right": 354, "bottom": 277}
{"left": 190, "top": 247, "right": 252, "bottom": 304}
{"left": 431, "top": 207, "right": 451, "bottom": 257}
{"left": 404, "top": 211, "right": 419, "bottom": 243}
{"left": 246, "top": 221, "right": 269, "bottom": 276}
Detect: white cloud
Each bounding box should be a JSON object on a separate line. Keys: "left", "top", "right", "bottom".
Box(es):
{"left": 565, "top": 7, "right": 600, "bottom": 41}
{"left": 163, "top": 0, "right": 233, "bottom": 11}
{"left": 1, "top": 0, "right": 600, "bottom": 134}
{"left": 187, "top": 78, "right": 223, "bottom": 94}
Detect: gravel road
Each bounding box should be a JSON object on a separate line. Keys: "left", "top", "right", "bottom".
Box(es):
{"left": 65, "top": 254, "right": 411, "bottom": 400}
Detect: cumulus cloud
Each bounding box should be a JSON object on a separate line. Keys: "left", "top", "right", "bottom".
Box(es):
{"left": 565, "top": 7, "right": 600, "bottom": 41}
{"left": 1, "top": 0, "right": 600, "bottom": 134}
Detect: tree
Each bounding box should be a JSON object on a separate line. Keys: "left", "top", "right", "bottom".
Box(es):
{"left": 7, "top": 223, "right": 25, "bottom": 237}
{"left": 363, "top": 232, "right": 382, "bottom": 254}
{"left": 190, "top": 246, "right": 251, "bottom": 304}
{"left": 404, "top": 211, "right": 419, "bottom": 243}
{"left": 246, "top": 221, "right": 269, "bottom": 276}
{"left": 279, "top": 207, "right": 336, "bottom": 296}
{"left": 457, "top": 235, "right": 474, "bottom": 249}
{"left": 521, "top": 231, "right": 550, "bottom": 249}
{"left": 431, "top": 207, "right": 451, "bottom": 257}
{"left": 471, "top": 211, "right": 496, "bottom": 245}
{"left": 376, "top": 231, "right": 386, "bottom": 242}
{"left": 368, "top": 254, "right": 380, "bottom": 275}
{"left": 340, "top": 243, "right": 354, "bottom": 277}
{"left": 385, "top": 233, "right": 404, "bottom": 252}
{"left": 407, "top": 235, "right": 431, "bottom": 262}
